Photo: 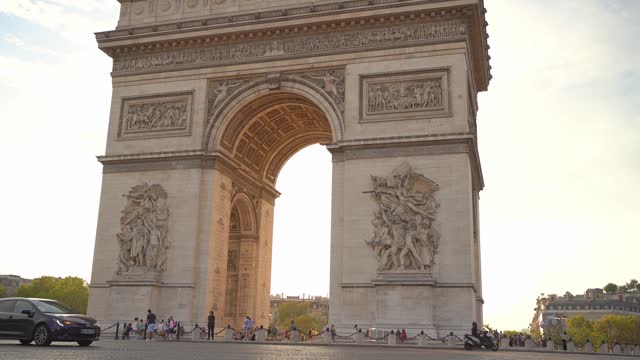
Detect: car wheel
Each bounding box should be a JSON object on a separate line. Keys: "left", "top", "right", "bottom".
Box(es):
{"left": 77, "top": 340, "right": 93, "bottom": 347}
{"left": 19, "top": 339, "right": 32, "bottom": 345}
{"left": 33, "top": 324, "right": 52, "bottom": 346}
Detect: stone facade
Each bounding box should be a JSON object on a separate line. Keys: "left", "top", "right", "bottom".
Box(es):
{"left": 88, "top": 0, "right": 491, "bottom": 336}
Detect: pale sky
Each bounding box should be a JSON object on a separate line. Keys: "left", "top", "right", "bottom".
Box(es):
{"left": 0, "top": 0, "right": 638, "bottom": 332}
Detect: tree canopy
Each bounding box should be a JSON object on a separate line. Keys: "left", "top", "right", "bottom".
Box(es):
{"left": 272, "top": 301, "right": 327, "bottom": 333}
{"left": 16, "top": 276, "right": 89, "bottom": 314}
{"left": 603, "top": 283, "right": 618, "bottom": 293}
{"left": 0, "top": 284, "right": 5, "bottom": 298}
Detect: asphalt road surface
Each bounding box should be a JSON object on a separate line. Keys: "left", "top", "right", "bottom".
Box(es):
{"left": 0, "top": 339, "right": 622, "bottom": 360}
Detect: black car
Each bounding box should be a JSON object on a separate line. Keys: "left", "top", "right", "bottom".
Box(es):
{"left": 0, "top": 297, "right": 100, "bottom": 346}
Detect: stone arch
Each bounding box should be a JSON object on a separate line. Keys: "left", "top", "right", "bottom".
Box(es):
{"left": 230, "top": 192, "right": 257, "bottom": 235}
{"left": 204, "top": 75, "right": 343, "bottom": 160}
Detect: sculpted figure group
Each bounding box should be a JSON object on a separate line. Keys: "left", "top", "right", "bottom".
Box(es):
{"left": 117, "top": 183, "right": 170, "bottom": 274}
{"left": 366, "top": 163, "right": 440, "bottom": 272}
{"left": 125, "top": 100, "right": 188, "bottom": 131}
{"left": 368, "top": 79, "right": 442, "bottom": 114}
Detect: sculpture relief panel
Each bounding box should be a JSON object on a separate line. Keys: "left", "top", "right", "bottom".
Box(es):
{"left": 119, "top": 92, "right": 193, "bottom": 140}
{"left": 365, "top": 163, "right": 440, "bottom": 273}
{"left": 113, "top": 21, "right": 466, "bottom": 74}
{"left": 116, "top": 183, "right": 170, "bottom": 275}
{"left": 360, "top": 69, "right": 450, "bottom": 122}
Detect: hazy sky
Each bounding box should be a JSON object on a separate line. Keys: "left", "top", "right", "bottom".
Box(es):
{"left": 0, "top": 0, "right": 638, "bottom": 331}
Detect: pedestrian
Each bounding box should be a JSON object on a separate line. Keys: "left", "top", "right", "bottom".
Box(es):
{"left": 400, "top": 329, "right": 407, "bottom": 343}
{"left": 168, "top": 316, "right": 176, "bottom": 340}
{"left": 146, "top": 309, "right": 157, "bottom": 340}
{"left": 207, "top": 311, "right": 216, "bottom": 340}
{"left": 561, "top": 331, "right": 568, "bottom": 351}
{"left": 330, "top": 324, "right": 336, "bottom": 342}
{"left": 290, "top": 320, "right": 297, "bottom": 341}
{"left": 137, "top": 318, "right": 145, "bottom": 340}
{"left": 243, "top": 316, "right": 254, "bottom": 341}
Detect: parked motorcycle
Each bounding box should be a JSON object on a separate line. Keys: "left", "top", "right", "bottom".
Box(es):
{"left": 464, "top": 331, "right": 499, "bottom": 351}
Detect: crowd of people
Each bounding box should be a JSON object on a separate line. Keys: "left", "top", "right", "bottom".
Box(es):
{"left": 121, "top": 309, "right": 180, "bottom": 340}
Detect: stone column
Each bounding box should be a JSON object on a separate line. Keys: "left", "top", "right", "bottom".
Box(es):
{"left": 613, "top": 344, "right": 621, "bottom": 353}
{"left": 567, "top": 341, "right": 575, "bottom": 352}
{"left": 387, "top": 332, "right": 396, "bottom": 345}
{"left": 324, "top": 331, "right": 332, "bottom": 344}
{"left": 500, "top": 337, "right": 509, "bottom": 349}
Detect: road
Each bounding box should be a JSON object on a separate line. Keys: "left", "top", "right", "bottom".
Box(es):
{"left": 0, "top": 339, "right": 622, "bottom": 360}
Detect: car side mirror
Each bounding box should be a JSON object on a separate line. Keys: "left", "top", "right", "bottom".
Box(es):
{"left": 21, "top": 310, "right": 34, "bottom": 318}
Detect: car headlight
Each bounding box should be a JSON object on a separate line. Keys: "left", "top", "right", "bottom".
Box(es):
{"left": 56, "top": 319, "right": 74, "bottom": 326}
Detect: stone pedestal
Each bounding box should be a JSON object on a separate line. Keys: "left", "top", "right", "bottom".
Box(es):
{"left": 417, "top": 334, "right": 428, "bottom": 346}
{"left": 524, "top": 339, "right": 534, "bottom": 349}
{"left": 599, "top": 343, "right": 608, "bottom": 353}
{"left": 388, "top": 333, "right": 396, "bottom": 345}
{"left": 567, "top": 341, "right": 575, "bottom": 352}
{"left": 290, "top": 330, "right": 300, "bottom": 343}
{"left": 584, "top": 342, "right": 593, "bottom": 353}
{"left": 192, "top": 326, "right": 199, "bottom": 341}
{"left": 547, "top": 340, "right": 555, "bottom": 352}
{"left": 255, "top": 328, "right": 266, "bottom": 342}
{"left": 447, "top": 335, "right": 456, "bottom": 348}
{"left": 354, "top": 332, "right": 364, "bottom": 344}
{"left": 223, "top": 328, "right": 233, "bottom": 341}
{"left": 324, "top": 331, "right": 332, "bottom": 344}
{"left": 500, "top": 337, "right": 509, "bottom": 349}
{"left": 613, "top": 344, "right": 621, "bottom": 353}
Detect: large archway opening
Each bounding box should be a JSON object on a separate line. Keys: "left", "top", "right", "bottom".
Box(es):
{"left": 215, "top": 90, "right": 336, "bottom": 329}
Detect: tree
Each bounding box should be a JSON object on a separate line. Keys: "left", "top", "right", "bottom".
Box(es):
{"left": 604, "top": 283, "right": 618, "bottom": 294}
{"left": 274, "top": 301, "right": 327, "bottom": 333}
{"left": 16, "top": 276, "right": 89, "bottom": 314}
{"left": 625, "top": 279, "right": 639, "bottom": 292}
{"left": 0, "top": 284, "right": 5, "bottom": 298}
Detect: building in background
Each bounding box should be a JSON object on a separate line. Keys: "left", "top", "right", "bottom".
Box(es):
{"left": 0, "top": 275, "right": 32, "bottom": 297}
{"left": 532, "top": 288, "right": 640, "bottom": 335}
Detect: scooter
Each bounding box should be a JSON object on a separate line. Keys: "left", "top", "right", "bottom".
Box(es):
{"left": 463, "top": 331, "right": 499, "bottom": 351}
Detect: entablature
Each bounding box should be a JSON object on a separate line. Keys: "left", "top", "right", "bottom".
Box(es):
{"left": 99, "top": 0, "right": 491, "bottom": 90}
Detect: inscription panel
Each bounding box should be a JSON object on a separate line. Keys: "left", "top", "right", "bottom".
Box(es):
{"left": 119, "top": 92, "right": 194, "bottom": 140}
{"left": 360, "top": 69, "right": 450, "bottom": 123}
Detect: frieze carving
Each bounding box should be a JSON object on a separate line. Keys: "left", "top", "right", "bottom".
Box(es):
{"left": 367, "top": 78, "right": 442, "bottom": 114}
{"left": 360, "top": 69, "right": 450, "bottom": 122}
{"left": 113, "top": 20, "right": 467, "bottom": 74}
{"left": 116, "top": 183, "right": 170, "bottom": 275}
{"left": 120, "top": 92, "right": 193, "bottom": 139}
{"left": 365, "top": 163, "right": 440, "bottom": 272}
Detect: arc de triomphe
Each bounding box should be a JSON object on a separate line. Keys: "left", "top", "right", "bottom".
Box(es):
{"left": 88, "top": 0, "right": 491, "bottom": 335}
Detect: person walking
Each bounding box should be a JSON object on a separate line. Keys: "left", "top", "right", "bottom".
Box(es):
{"left": 330, "top": 324, "right": 336, "bottom": 342}
{"left": 400, "top": 329, "right": 407, "bottom": 343}
{"left": 146, "top": 309, "right": 157, "bottom": 340}
{"left": 561, "top": 331, "right": 568, "bottom": 351}
{"left": 243, "top": 316, "right": 254, "bottom": 341}
{"left": 207, "top": 311, "right": 216, "bottom": 340}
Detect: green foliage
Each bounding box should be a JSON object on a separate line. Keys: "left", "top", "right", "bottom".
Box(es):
{"left": 16, "top": 276, "right": 88, "bottom": 314}
{"left": 603, "top": 283, "right": 618, "bottom": 294}
{"left": 529, "top": 326, "right": 542, "bottom": 341}
{"left": 273, "top": 301, "right": 327, "bottom": 333}
{"left": 564, "top": 315, "right": 640, "bottom": 347}
{"left": 502, "top": 330, "right": 521, "bottom": 337}
{"left": 0, "top": 285, "right": 5, "bottom": 298}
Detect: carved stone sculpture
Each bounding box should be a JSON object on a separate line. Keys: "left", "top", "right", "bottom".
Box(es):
{"left": 207, "top": 80, "right": 248, "bottom": 122}
{"left": 367, "top": 78, "right": 442, "bottom": 114}
{"left": 125, "top": 100, "right": 188, "bottom": 131}
{"left": 302, "top": 70, "right": 345, "bottom": 112}
{"left": 365, "top": 163, "right": 440, "bottom": 272}
{"left": 116, "top": 183, "right": 170, "bottom": 274}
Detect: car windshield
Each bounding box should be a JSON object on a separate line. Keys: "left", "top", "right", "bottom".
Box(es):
{"left": 32, "top": 300, "right": 76, "bottom": 314}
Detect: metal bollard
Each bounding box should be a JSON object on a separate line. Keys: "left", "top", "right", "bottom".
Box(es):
{"left": 176, "top": 322, "right": 181, "bottom": 340}
{"left": 114, "top": 321, "right": 120, "bottom": 340}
